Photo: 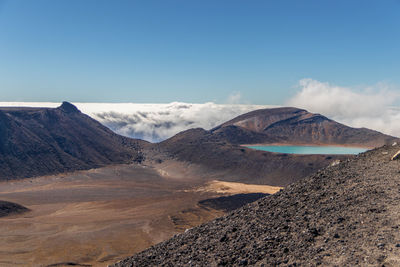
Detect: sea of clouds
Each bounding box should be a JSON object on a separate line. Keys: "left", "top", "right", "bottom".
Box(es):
{"left": 0, "top": 101, "right": 273, "bottom": 142}
{"left": 79, "top": 102, "right": 275, "bottom": 142}
{"left": 1, "top": 78, "right": 399, "bottom": 142}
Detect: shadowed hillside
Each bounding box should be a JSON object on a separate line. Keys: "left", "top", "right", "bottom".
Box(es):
{"left": 198, "top": 193, "right": 269, "bottom": 212}
{"left": 113, "top": 143, "right": 400, "bottom": 267}
{"left": 0, "top": 102, "right": 146, "bottom": 180}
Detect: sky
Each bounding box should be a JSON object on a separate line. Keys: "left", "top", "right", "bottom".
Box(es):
{"left": 0, "top": 0, "right": 399, "bottom": 104}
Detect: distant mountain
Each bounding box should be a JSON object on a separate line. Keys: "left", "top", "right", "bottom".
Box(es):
{"left": 112, "top": 144, "right": 400, "bottom": 267}
{"left": 0, "top": 102, "right": 146, "bottom": 180}
{"left": 213, "top": 107, "right": 395, "bottom": 147}
{"left": 151, "top": 107, "right": 395, "bottom": 186}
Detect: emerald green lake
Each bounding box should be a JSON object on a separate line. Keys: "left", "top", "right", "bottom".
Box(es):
{"left": 246, "top": 145, "right": 368, "bottom": 155}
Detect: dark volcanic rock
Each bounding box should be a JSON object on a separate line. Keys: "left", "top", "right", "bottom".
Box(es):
{"left": 198, "top": 193, "right": 269, "bottom": 212}
{"left": 0, "top": 102, "right": 147, "bottom": 180}
{"left": 112, "top": 144, "right": 400, "bottom": 267}
{"left": 0, "top": 200, "right": 29, "bottom": 217}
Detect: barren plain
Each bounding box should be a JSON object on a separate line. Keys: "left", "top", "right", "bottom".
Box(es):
{"left": 0, "top": 161, "right": 276, "bottom": 267}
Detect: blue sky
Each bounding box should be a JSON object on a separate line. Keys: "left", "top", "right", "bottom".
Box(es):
{"left": 0, "top": 0, "right": 399, "bottom": 104}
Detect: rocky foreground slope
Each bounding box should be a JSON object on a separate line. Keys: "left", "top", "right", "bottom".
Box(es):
{"left": 113, "top": 143, "right": 400, "bottom": 266}
{"left": 0, "top": 102, "right": 145, "bottom": 180}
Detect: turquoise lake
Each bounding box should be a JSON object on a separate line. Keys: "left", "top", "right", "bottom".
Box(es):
{"left": 246, "top": 145, "right": 368, "bottom": 155}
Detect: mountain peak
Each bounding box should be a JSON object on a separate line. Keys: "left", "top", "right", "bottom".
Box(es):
{"left": 59, "top": 101, "right": 80, "bottom": 113}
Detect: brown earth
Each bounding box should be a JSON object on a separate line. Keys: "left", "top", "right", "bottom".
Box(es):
{"left": 0, "top": 160, "right": 279, "bottom": 267}
{"left": 191, "top": 180, "right": 282, "bottom": 195}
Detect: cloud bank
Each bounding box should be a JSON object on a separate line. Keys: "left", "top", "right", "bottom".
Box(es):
{"left": 287, "top": 78, "right": 400, "bottom": 137}
{"left": 0, "top": 102, "right": 272, "bottom": 142}
{"left": 85, "top": 103, "right": 275, "bottom": 142}
{"left": 84, "top": 102, "right": 275, "bottom": 142}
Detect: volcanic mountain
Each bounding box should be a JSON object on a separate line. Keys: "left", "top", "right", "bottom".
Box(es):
{"left": 113, "top": 143, "right": 400, "bottom": 267}
{"left": 212, "top": 107, "right": 394, "bottom": 147}
{"left": 151, "top": 107, "right": 395, "bottom": 186}
{"left": 0, "top": 102, "right": 146, "bottom": 180}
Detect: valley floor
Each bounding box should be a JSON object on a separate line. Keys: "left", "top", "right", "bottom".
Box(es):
{"left": 0, "top": 161, "right": 277, "bottom": 266}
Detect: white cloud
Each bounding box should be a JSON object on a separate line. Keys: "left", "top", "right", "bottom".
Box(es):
{"left": 226, "top": 92, "right": 243, "bottom": 104}
{"left": 84, "top": 102, "right": 273, "bottom": 142}
{"left": 286, "top": 78, "right": 400, "bottom": 137}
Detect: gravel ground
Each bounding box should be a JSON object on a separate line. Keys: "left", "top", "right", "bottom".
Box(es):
{"left": 112, "top": 143, "right": 400, "bottom": 266}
